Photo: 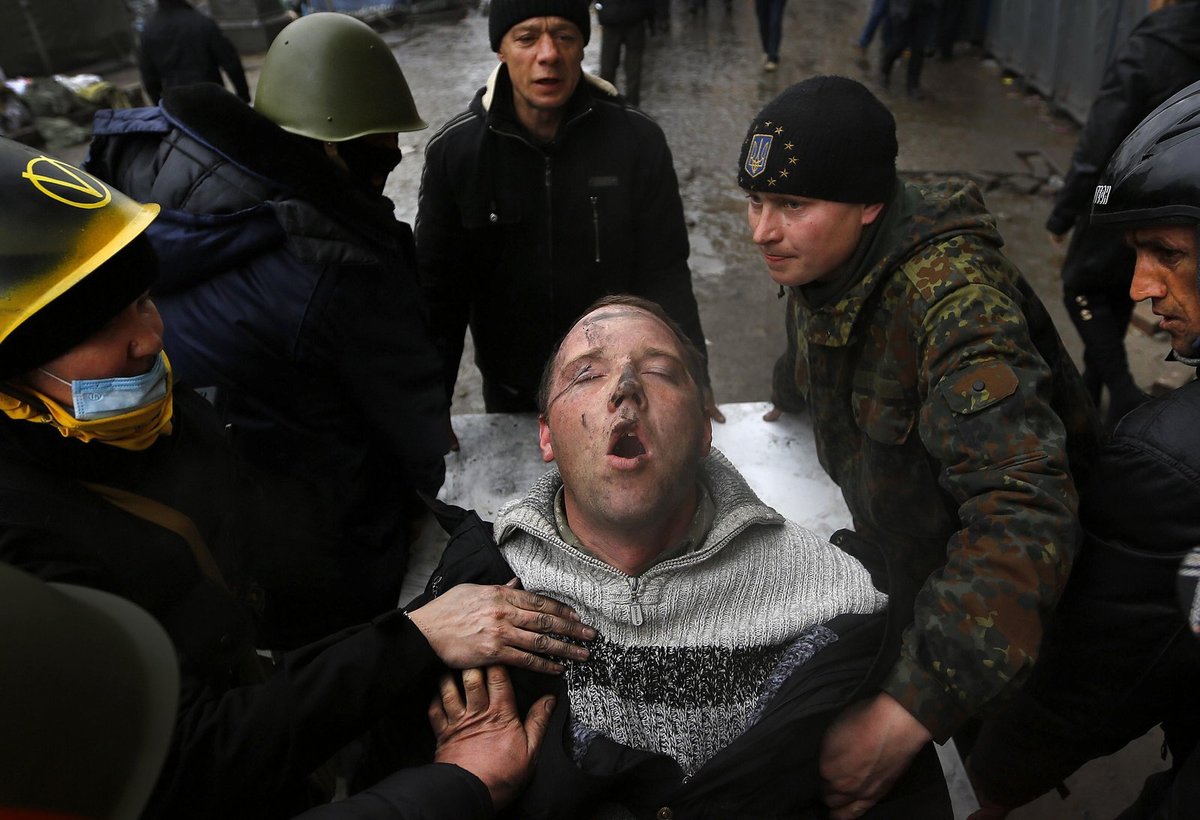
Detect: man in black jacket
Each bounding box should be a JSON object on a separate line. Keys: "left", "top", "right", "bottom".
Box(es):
{"left": 137, "top": 0, "right": 250, "bottom": 104}
{"left": 597, "top": 0, "right": 652, "bottom": 106}
{"left": 879, "top": 0, "right": 941, "bottom": 100}
{"left": 1046, "top": 0, "right": 1200, "bottom": 427}
{"left": 415, "top": 0, "right": 716, "bottom": 444}
{"left": 968, "top": 80, "right": 1200, "bottom": 820}
{"left": 0, "top": 135, "right": 595, "bottom": 819}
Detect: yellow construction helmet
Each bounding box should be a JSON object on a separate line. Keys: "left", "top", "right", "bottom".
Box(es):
{"left": 253, "top": 12, "right": 427, "bottom": 142}
{"left": 0, "top": 137, "right": 159, "bottom": 377}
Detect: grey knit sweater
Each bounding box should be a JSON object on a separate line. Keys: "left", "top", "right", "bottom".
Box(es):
{"left": 495, "top": 449, "right": 887, "bottom": 779}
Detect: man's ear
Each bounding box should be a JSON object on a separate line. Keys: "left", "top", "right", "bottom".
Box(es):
{"left": 537, "top": 415, "right": 555, "bottom": 463}
{"left": 700, "top": 415, "right": 712, "bottom": 459}
{"left": 862, "top": 202, "right": 885, "bottom": 226}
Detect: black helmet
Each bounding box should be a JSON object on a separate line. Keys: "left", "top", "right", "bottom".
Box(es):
{"left": 1091, "top": 79, "right": 1200, "bottom": 227}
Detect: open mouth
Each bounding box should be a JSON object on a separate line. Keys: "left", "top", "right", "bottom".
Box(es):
{"left": 608, "top": 424, "right": 647, "bottom": 459}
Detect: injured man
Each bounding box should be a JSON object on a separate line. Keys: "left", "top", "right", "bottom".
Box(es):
{"left": 409, "top": 295, "right": 952, "bottom": 819}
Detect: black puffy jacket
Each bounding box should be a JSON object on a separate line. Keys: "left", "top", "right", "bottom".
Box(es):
{"left": 86, "top": 85, "right": 450, "bottom": 644}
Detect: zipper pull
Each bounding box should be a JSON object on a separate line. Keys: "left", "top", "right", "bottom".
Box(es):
{"left": 628, "top": 576, "right": 643, "bottom": 626}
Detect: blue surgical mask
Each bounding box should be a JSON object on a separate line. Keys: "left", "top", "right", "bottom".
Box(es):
{"left": 40, "top": 353, "right": 169, "bottom": 421}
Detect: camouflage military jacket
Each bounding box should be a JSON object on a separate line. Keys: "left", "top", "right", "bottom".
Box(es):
{"left": 776, "top": 180, "right": 1101, "bottom": 740}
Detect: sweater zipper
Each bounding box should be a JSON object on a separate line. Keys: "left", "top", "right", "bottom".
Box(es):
{"left": 590, "top": 195, "right": 601, "bottom": 263}
{"left": 505, "top": 501, "right": 776, "bottom": 629}
{"left": 512, "top": 526, "right": 650, "bottom": 627}
{"left": 627, "top": 575, "right": 643, "bottom": 626}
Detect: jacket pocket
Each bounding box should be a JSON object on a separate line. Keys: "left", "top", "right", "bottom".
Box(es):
{"left": 851, "top": 386, "right": 916, "bottom": 445}
{"left": 461, "top": 198, "right": 521, "bottom": 230}
{"left": 937, "top": 361, "right": 1019, "bottom": 416}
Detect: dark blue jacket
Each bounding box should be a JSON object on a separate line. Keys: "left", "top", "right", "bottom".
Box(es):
{"left": 86, "top": 85, "right": 450, "bottom": 643}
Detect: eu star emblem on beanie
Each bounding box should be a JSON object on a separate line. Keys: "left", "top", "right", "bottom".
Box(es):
{"left": 737, "top": 76, "right": 898, "bottom": 204}
{"left": 489, "top": 0, "right": 591, "bottom": 51}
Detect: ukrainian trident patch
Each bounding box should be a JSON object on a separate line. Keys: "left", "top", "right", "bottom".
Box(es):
{"left": 744, "top": 133, "right": 773, "bottom": 178}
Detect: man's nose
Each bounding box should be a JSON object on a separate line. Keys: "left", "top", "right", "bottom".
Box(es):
{"left": 1129, "top": 256, "right": 1166, "bottom": 303}
{"left": 129, "top": 306, "right": 165, "bottom": 360}
{"left": 751, "top": 206, "right": 779, "bottom": 244}
{"left": 536, "top": 33, "right": 561, "bottom": 62}
{"left": 609, "top": 365, "right": 645, "bottom": 410}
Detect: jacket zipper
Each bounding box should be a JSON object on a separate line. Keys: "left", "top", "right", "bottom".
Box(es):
{"left": 590, "top": 195, "right": 601, "bottom": 263}
{"left": 545, "top": 156, "right": 554, "bottom": 303}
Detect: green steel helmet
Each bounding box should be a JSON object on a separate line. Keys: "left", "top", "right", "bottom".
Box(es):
{"left": 0, "top": 137, "right": 159, "bottom": 378}
{"left": 253, "top": 12, "right": 427, "bottom": 142}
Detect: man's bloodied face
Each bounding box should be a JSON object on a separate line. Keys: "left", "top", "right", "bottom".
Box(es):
{"left": 538, "top": 305, "right": 711, "bottom": 538}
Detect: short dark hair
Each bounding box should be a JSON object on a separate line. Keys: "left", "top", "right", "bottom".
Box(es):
{"left": 536, "top": 294, "right": 709, "bottom": 416}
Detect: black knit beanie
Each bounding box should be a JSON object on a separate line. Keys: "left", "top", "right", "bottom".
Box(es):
{"left": 488, "top": 0, "right": 591, "bottom": 51}
{"left": 737, "top": 76, "right": 898, "bottom": 203}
